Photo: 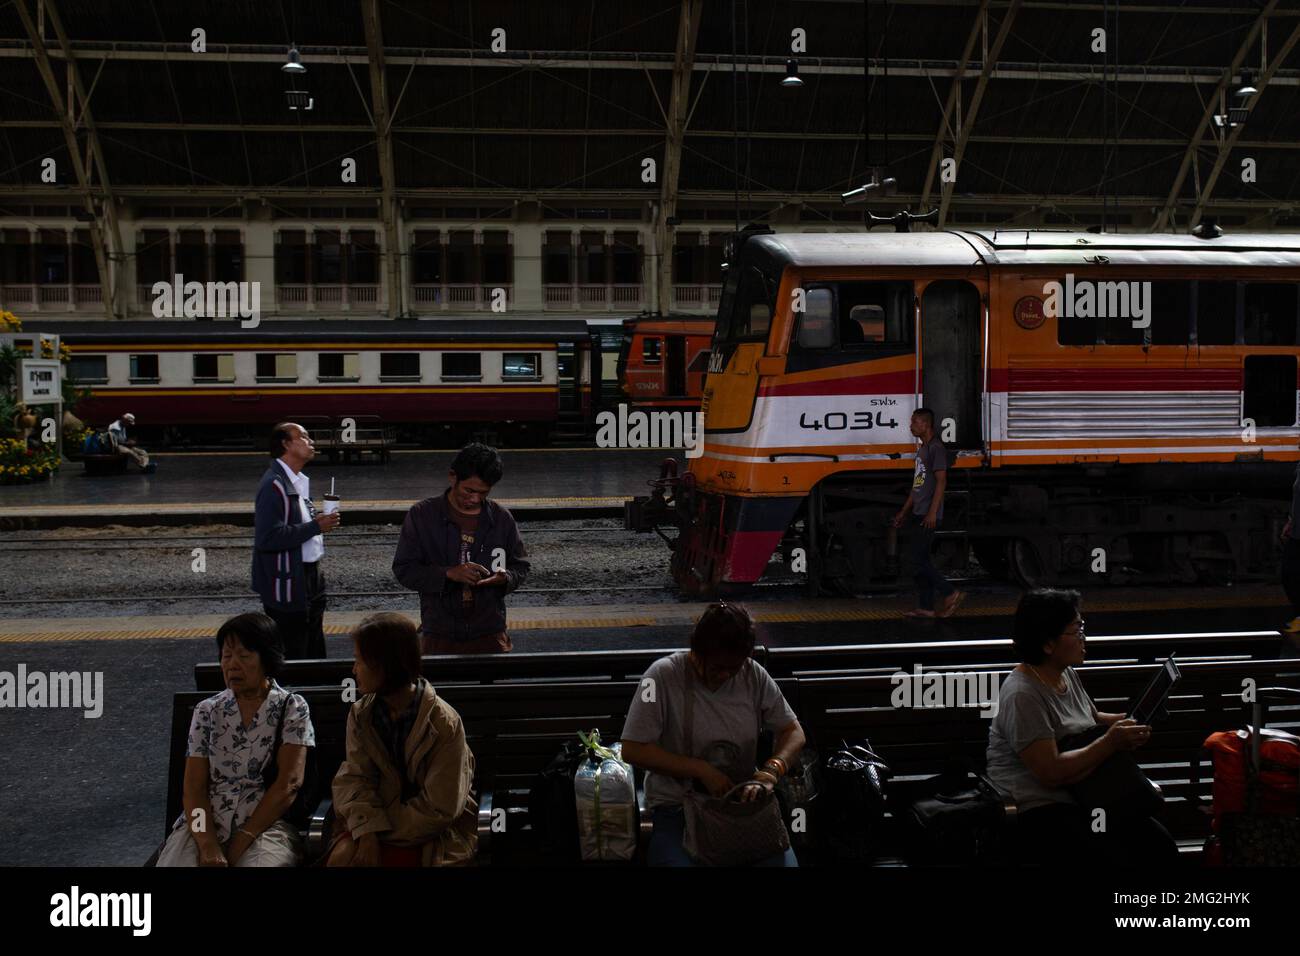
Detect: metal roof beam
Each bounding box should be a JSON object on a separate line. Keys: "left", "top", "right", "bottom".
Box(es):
{"left": 1188, "top": 18, "right": 1300, "bottom": 229}
{"left": 1154, "top": 0, "right": 1279, "bottom": 232}
{"left": 938, "top": 0, "right": 1023, "bottom": 226}
{"left": 12, "top": 0, "right": 124, "bottom": 317}
{"left": 654, "top": 0, "right": 703, "bottom": 316}
{"left": 361, "top": 0, "right": 404, "bottom": 318}
{"left": 920, "top": 0, "right": 989, "bottom": 209}
{"left": 4, "top": 43, "right": 1300, "bottom": 86}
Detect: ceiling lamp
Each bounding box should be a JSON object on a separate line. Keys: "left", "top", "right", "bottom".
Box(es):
{"left": 282, "top": 44, "right": 307, "bottom": 74}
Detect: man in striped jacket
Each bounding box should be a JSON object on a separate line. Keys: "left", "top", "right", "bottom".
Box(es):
{"left": 252, "top": 422, "right": 341, "bottom": 658}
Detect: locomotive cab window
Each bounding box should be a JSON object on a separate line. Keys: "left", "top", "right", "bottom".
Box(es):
{"left": 192, "top": 353, "right": 235, "bottom": 383}
{"left": 255, "top": 353, "right": 297, "bottom": 382}
{"left": 502, "top": 352, "right": 541, "bottom": 380}
{"left": 69, "top": 354, "right": 108, "bottom": 384}
{"left": 642, "top": 337, "right": 662, "bottom": 365}
{"left": 129, "top": 354, "right": 159, "bottom": 383}
{"left": 379, "top": 352, "right": 421, "bottom": 381}
{"left": 717, "top": 265, "right": 776, "bottom": 342}
{"left": 441, "top": 352, "right": 482, "bottom": 381}
{"left": 793, "top": 281, "right": 913, "bottom": 351}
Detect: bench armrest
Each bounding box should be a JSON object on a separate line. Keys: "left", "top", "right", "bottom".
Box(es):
{"left": 476, "top": 791, "right": 494, "bottom": 865}
{"left": 636, "top": 785, "right": 653, "bottom": 838}
{"left": 306, "top": 797, "right": 333, "bottom": 860}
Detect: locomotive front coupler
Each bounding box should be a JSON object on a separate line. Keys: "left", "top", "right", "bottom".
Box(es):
{"left": 623, "top": 457, "right": 694, "bottom": 547}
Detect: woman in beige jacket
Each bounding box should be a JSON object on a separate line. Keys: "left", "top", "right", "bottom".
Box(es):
{"left": 327, "top": 612, "right": 478, "bottom": 866}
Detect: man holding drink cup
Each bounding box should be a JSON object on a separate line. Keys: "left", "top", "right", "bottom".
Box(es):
{"left": 253, "top": 422, "right": 341, "bottom": 658}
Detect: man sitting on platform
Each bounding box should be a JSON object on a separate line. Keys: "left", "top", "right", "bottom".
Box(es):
{"left": 108, "top": 412, "right": 155, "bottom": 473}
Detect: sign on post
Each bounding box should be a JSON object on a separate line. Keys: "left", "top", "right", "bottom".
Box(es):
{"left": 19, "top": 359, "right": 61, "bottom": 404}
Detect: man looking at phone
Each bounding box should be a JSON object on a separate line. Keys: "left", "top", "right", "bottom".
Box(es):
{"left": 393, "top": 443, "right": 530, "bottom": 654}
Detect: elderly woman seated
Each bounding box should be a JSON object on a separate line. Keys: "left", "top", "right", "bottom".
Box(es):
{"left": 327, "top": 613, "right": 478, "bottom": 866}
{"left": 156, "top": 613, "right": 315, "bottom": 867}
{"left": 620, "top": 602, "right": 806, "bottom": 867}
{"left": 986, "top": 588, "right": 1178, "bottom": 865}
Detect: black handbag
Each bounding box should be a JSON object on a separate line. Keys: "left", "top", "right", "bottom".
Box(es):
{"left": 262, "top": 693, "right": 319, "bottom": 830}
{"left": 1057, "top": 724, "right": 1163, "bottom": 817}
{"left": 819, "top": 740, "right": 891, "bottom": 861}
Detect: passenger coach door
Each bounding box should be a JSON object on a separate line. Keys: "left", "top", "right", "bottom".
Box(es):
{"left": 666, "top": 336, "right": 687, "bottom": 396}
{"left": 921, "top": 280, "right": 983, "bottom": 450}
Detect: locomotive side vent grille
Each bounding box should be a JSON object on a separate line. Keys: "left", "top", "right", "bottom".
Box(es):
{"left": 1006, "top": 391, "right": 1241, "bottom": 439}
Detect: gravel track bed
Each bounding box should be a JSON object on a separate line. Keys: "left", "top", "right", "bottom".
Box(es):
{"left": 0, "top": 520, "right": 686, "bottom": 618}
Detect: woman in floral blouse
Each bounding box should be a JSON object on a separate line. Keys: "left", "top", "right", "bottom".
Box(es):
{"left": 156, "top": 613, "right": 316, "bottom": 867}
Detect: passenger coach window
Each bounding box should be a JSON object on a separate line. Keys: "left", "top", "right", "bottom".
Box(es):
{"left": 1244, "top": 283, "right": 1299, "bottom": 346}
{"left": 129, "top": 354, "right": 159, "bottom": 382}
{"left": 502, "top": 352, "right": 541, "bottom": 379}
{"left": 1149, "top": 281, "right": 1191, "bottom": 345}
{"left": 794, "top": 281, "right": 912, "bottom": 349}
{"left": 318, "top": 352, "right": 360, "bottom": 381}
{"left": 69, "top": 354, "right": 108, "bottom": 384}
{"left": 1196, "top": 280, "right": 1238, "bottom": 345}
{"left": 379, "top": 352, "right": 420, "bottom": 381}
{"left": 192, "top": 353, "right": 235, "bottom": 382}
{"left": 255, "top": 353, "right": 297, "bottom": 382}
{"left": 441, "top": 352, "right": 482, "bottom": 381}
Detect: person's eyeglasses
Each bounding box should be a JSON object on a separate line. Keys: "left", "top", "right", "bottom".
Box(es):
{"left": 1063, "top": 620, "right": 1085, "bottom": 638}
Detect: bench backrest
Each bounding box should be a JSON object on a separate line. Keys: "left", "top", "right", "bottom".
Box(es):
{"left": 193, "top": 631, "right": 1287, "bottom": 693}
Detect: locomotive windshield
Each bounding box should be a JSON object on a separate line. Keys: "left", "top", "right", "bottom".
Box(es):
{"left": 715, "top": 263, "right": 778, "bottom": 344}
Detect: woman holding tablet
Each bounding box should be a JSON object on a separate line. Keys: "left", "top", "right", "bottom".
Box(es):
{"left": 986, "top": 589, "right": 1179, "bottom": 865}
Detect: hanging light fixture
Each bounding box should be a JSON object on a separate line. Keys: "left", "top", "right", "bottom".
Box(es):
{"left": 282, "top": 44, "right": 307, "bottom": 74}
{"left": 1235, "top": 69, "right": 1258, "bottom": 99}
{"left": 781, "top": 59, "right": 803, "bottom": 88}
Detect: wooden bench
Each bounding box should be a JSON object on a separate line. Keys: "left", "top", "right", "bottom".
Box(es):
{"left": 795, "top": 658, "right": 1300, "bottom": 862}
{"left": 161, "top": 655, "right": 1300, "bottom": 866}
{"left": 192, "top": 630, "right": 1291, "bottom": 694}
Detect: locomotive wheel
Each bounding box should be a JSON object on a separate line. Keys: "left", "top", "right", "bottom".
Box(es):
{"left": 1007, "top": 538, "right": 1047, "bottom": 589}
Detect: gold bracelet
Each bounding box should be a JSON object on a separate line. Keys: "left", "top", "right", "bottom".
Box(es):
{"left": 238, "top": 827, "right": 256, "bottom": 840}
{"left": 764, "top": 758, "right": 787, "bottom": 778}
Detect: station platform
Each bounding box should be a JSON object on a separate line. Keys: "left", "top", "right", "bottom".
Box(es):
{"left": 1, "top": 587, "right": 1292, "bottom": 645}
{"left": 0, "top": 447, "right": 669, "bottom": 527}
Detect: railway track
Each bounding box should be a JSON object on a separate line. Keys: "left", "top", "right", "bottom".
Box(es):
{"left": 0, "top": 524, "right": 634, "bottom": 552}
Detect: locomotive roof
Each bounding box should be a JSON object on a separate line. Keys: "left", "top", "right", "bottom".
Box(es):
{"left": 746, "top": 230, "right": 1300, "bottom": 271}
{"left": 20, "top": 318, "right": 595, "bottom": 343}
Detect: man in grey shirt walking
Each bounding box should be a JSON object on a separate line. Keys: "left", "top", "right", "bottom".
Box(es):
{"left": 892, "top": 407, "right": 964, "bottom": 618}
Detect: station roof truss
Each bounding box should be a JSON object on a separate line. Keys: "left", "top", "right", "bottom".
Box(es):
{"left": 1, "top": 0, "right": 1300, "bottom": 236}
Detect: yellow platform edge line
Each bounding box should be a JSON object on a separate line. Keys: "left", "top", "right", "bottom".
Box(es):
{"left": 0, "top": 589, "right": 1275, "bottom": 644}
